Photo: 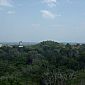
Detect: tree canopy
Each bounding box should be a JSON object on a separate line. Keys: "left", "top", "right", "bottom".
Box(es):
{"left": 0, "top": 41, "right": 85, "bottom": 85}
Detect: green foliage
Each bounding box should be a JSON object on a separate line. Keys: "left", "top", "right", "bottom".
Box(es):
{"left": 0, "top": 41, "right": 85, "bottom": 85}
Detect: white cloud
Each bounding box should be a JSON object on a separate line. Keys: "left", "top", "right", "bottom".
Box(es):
{"left": 43, "top": 0, "right": 57, "bottom": 7}
{"left": 0, "top": 0, "right": 13, "bottom": 7}
{"left": 41, "top": 10, "right": 57, "bottom": 19}
{"left": 7, "top": 11, "right": 15, "bottom": 14}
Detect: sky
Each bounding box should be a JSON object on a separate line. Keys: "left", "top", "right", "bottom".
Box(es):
{"left": 0, "top": 0, "right": 85, "bottom": 42}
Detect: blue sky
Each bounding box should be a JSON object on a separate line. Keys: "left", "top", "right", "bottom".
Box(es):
{"left": 0, "top": 0, "right": 85, "bottom": 42}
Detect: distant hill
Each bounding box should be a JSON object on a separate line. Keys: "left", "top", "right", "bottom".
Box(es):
{"left": 0, "top": 42, "right": 37, "bottom": 46}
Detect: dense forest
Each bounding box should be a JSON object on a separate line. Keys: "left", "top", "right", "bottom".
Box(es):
{"left": 0, "top": 41, "right": 85, "bottom": 85}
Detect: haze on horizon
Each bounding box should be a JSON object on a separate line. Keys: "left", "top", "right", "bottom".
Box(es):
{"left": 0, "top": 0, "right": 85, "bottom": 43}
